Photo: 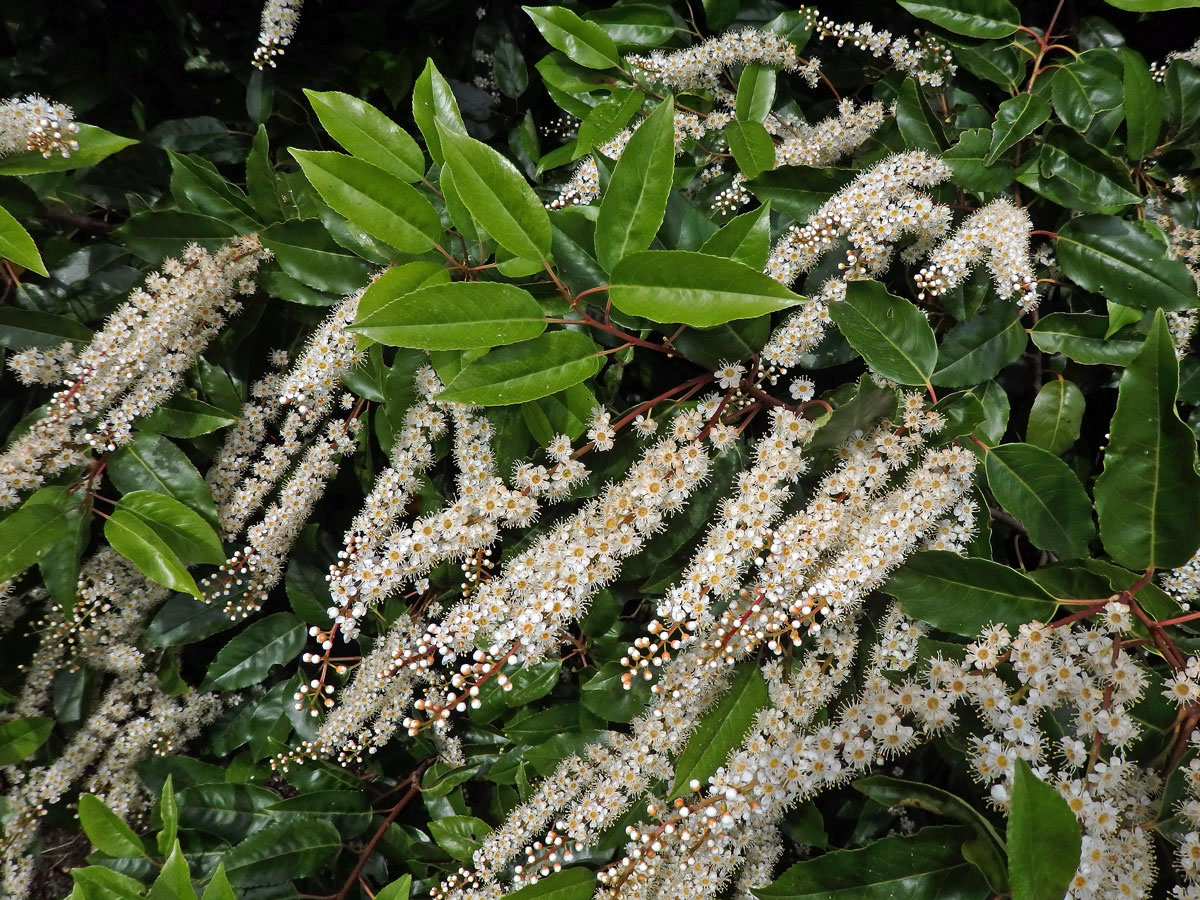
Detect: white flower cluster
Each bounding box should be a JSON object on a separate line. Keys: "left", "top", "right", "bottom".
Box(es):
{"left": 1173, "top": 730, "right": 1200, "bottom": 895}
{"left": 1164, "top": 549, "right": 1200, "bottom": 609}
{"left": 627, "top": 23, "right": 818, "bottom": 90}
{"left": 0, "top": 237, "right": 267, "bottom": 507}
{"left": 915, "top": 199, "right": 1040, "bottom": 312}
{"left": 812, "top": 12, "right": 957, "bottom": 87}
{"left": 0, "top": 94, "right": 79, "bottom": 158}
{"left": 768, "top": 99, "right": 886, "bottom": 169}
{"left": 1153, "top": 36, "right": 1200, "bottom": 80}
{"left": 252, "top": 0, "right": 302, "bottom": 68}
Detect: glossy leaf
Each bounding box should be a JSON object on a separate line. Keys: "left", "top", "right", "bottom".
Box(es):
{"left": 986, "top": 94, "right": 1050, "bottom": 164}
{"left": 725, "top": 120, "right": 776, "bottom": 179}
{"left": 439, "top": 126, "right": 552, "bottom": 261}
{"left": 353, "top": 261, "right": 450, "bottom": 326}
{"left": 736, "top": 65, "right": 777, "bottom": 123}
{"left": 260, "top": 219, "right": 372, "bottom": 294}
{"left": 0, "top": 124, "right": 136, "bottom": 175}
{"left": 984, "top": 442, "right": 1096, "bottom": 558}
{"left": 670, "top": 664, "right": 768, "bottom": 798}
{"left": 438, "top": 331, "right": 600, "bottom": 405}
{"left": 506, "top": 869, "right": 594, "bottom": 900}
{"left": 1026, "top": 378, "right": 1085, "bottom": 456}
{"left": 79, "top": 794, "right": 145, "bottom": 858}
{"left": 200, "top": 866, "right": 234, "bottom": 900}
{"left": 0, "top": 307, "right": 92, "bottom": 350}
{"left": 1015, "top": 129, "right": 1140, "bottom": 214}
{"left": 135, "top": 397, "right": 238, "bottom": 438}
{"left": 0, "top": 715, "right": 53, "bottom": 764}
{"left": 896, "top": 78, "right": 946, "bottom": 153}
{"left": 1095, "top": 311, "right": 1200, "bottom": 569}
{"left": 167, "top": 152, "right": 259, "bottom": 231}
{"left": 150, "top": 842, "right": 197, "bottom": 900}
{"left": 575, "top": 87, "right": 645, "bottom": 155}
{"left": 933, "top": 302, "right": 1026, "bottom": 387}
{"left": 430, "top": 815, "right": 490, "bottom": 861}
{"left": 202, "top": 612, "right": 307, "bottom": 691}
{"left": 1030, "top": 313, "right": 1143, "bottom": 366}
{"left": 1121, "top": 47, "right": 1163, "bottom": 159}
{"left": 104, "top": 510, "right": 201, "bottom": 598}
{"left": 411, "top": 59, "right": 465, "bottom": 166}
{"left": 595, "top": 99, "right": 677, "bottom": 272}
{"left": 290, "top": 149, "right": 441, "bottom": 254}
{"left": 0, "top": 486, "right": 75, "bottom": 583}
{"left": 1057, "top": 215, "right": 1198, "bottom": 312}
{"left": 610, "top": 250, "right": 803, "bottom": 327}
{"left": 222, "top": 816, "right": 341, "bottom": 886}
{"left": 0, "top": 202, "right": 47, "bottom": 275}
{"left": 885, "top": 551, "right": 1058, "bottom": 636}
{"left": 896, "top": 0, "right": 1019, "bottom": 38}
{"left": 831, "top": 281, "right": 937, "bottom": 387}
{"left": 352, "top": 281, "right": 546, "bottom": 349}
{"left": 699, "top": 203, "right": 772, "bottom": 270}
{"left": 305, "top": 89, "right": 424, "bottom": 181}
{"left": 1008, "top": 759, "right": 1081, "bottom": 900}
{"left": 113, "top": 491, "right": 224, "bottom": 566}
{"left": 246, "top": 125, "right": 284, "bottom": 222}
{"left": 71, "top": 866, "right": 147, "bottom": 900}
{"left": 157, "top": 776, "right": 179, "bottom": 857}
{"left": 1051, "top": 53, "right": 1123, "bottom": 134}
{"left": 108, "top": 433, "right": 219, "bottom": 528}
{"left": 943, "top": 128, "right": 1012, "bottom": 193}
{"left": 524, "top": 6, "right": 621, "bottom": 69}
{"left": 754, "top": 825, "right": 989, "bottom": 899}
{"left": 377, "top": 876, "right": 412, "bottom": 900}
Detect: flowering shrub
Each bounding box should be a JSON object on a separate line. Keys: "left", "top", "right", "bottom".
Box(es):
{"left": 3, "top": 2, "right": 1200, "bottom": 899}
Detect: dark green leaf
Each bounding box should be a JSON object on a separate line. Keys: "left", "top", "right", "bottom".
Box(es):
{"left": 429, "top": 815, "right": 490, "bottom": 861}
{"left": 885, "top": 551, "right": 1058, "bottom": 635}
{"left": 943, "top": 129, "right": 1012, "bottom": 193}
{"left": 135, "top": 397, "right": 238, "bottom": 438}
{"left": 1030, "top": 313, "right": 1143, "bottom": 366}
{"left": 506, "top": 868, "right": 594, "bottom": 900}
{"left": 79, "top": 794, "right": 145, "bottom": 858}
{"left": 223, "top": 816, "right": 341, "bottom": 886}
{"left": 595, "top": 99, "right": 677, "bottom": 272}
{"left": 933, "top": 302, "right": 1026, "bottom": 387}
{"left": 202, "top": 612, "right": 307, "bottom": 691}
{"left": 1051, "top": 53, "right": 1124, "bottom": 134}
{"left": 1057, "top": 215, "right": 1198, "bottom": 312}
{"left": 167, "top": 152, "right": 259, "bottom": 231}
{"left": 1015, "top": 129, "right": 1140, "bottom": 214}
{"left": 745, "top": 168, "right": 852, "bottom": 220}
{"left": 896, "top": 0, "right": 1019, "bottom": 38}
{"left": 1026, "top": 378, "right": 1085, "bottom": 456}
{"left": 0, "top": 715, "right": 53, "bottom": 764}
{"left": 1095, "top": 310, "right": 1200, "bottom": 569}
{"left": 118, "top": 211, "right": 239, "bottom": 264}
{"left": 754, "top": 825, "right": 989, "bottom": 899}
{"left": 260, "top": 220, "right": 372, "bottom": 294}
{"left": 1008, "top": 759, "right": 1081, "bottom": 900}
{"left": 896, "top": 78, "right": 946, "bottom": 153}
{"left": 736, "top": 65, "right": 777, "bottom": 123}
{"left": 984, "top": 443, "right": 1096, "bottom": 558}
{"left": 670, "top": 664, "right": 768, "bottom": 798}
{"left": 725, "top": 120, "right": 776, "bottom": 179}
{"left": 575, "top": 88, "right": 645, "bottom": 156}
{"left": 108, "top": 433, "right": 219, "bottom": 529}
{"left": 698, "top": 203, "right": 772, "bottom": 271}
{"left": 0, "top": 486, "right": 75, "bottom": 583}
{"left": 0, "top": 307, "right": 93, "bottom": 350}
{"left": 610, "top": 250, "right": 802, "bottom": 327}
{"left": 1121, "top": 47, "right": 1163, "bottom": 159}
{"left": 246, "top": 125, "right": 284, "bottom": 223}
{"left": 986, "top": 95, "right": 1051, "bottom": 164}
{"left": 104, "top": 510, "right": 201, "bottom": 598}
{"left": 831, "top": 281, "right": 937, "bottom": 387}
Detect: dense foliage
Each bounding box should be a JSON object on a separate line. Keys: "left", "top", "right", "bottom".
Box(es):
{"left": 3, "top": 2, "right": 1200, "bottom": 899}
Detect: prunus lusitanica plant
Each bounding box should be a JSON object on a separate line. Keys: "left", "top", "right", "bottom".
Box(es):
{"left": 3, "top": 2, "right": 1200, "bottom": 899}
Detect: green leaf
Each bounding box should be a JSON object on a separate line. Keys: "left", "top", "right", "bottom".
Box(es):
{"left": 947, "top": 38, "right": 1025, "bottom": 90}
{"left": 1015, "top": 128, "right": 1140, "bottom": 214}
{"left": 610, "top": 250, "right": 802, "bottom": 327}
{"left": 352, "top": 281, "right": 546, "bottom": 349}
{"left": 587, "top": 6, "right": 680, "bottom": 47}
{"left": 895, "top": 78, "right": 946, "bottom": 153}
{"left": 0, "top": 486, "right": 75, "bottom": 583}
{"left": 200, "top": 865, "right": 234, "bottom": 900}
{"left": 943, "top": 128, "right": 1012, "bottom": 193}
{"left": 113, "top": 491, "right": 224, "bottom": 566}
{"left": 984, "top": 443, "right": 1096, "bottom": 558}
{"left": 79, "top": 794, "right": 145, "bottom": 858}
{"left": 305, "top": 89, "right": 425, "bottom": 181}
{"left": 430, "top": 815, "right": 490, "bottom": 861}
{"left": 736, "top": 65, "right": 777, "bottom": 124}
{"left": 831, "top": 281, "right": 937, "bottom": 387}
{"left": 885, "top": 551, "right": 1058, "bottom": 636}
{"left": 853, "top": 776, "right": 1007, "bottom": 892}
{"left": 670, "top": 664, "right": 768, "bottom": 798}
{"left": 104, "top": 512, "right": 200, "bottom": 598}
{"left": 1121, "top": 47, "right": 1163, "bottom": 159}
{"left": 246, "top": 125, "right": 284, "bottom": 223}
{"left": 699, "top": 203, "right": 772, "bottom": 270}
{"left": 986, "top": 94, "right": 1051, "bottom": 165}
{"left": 290, "top": 149, "right": 442, "bottom": 254}
{"left": 724, "top": 120, "right": 776, "bottom": 180}
{"left": 223, "top": 816, "right": 341, "bottom": 886}
{"left": 575, "top": 88, "right": 645, "bottom": 156}
{"left": 0, "top": 307, "right": 93, "bottom": 350}
{"left": 202, "top": 612, "right": 307, "bottom": 691}
{"left": 0, "top": 202, "right": 47, "bottom": 275}
{"left": 506, "top": 869, "right": 594, "bottom": 900}
{"left": 157, "top": 776, "right": 179, "bottom": 857}
{"left": 524, "top": 6, "right": 622, "bottom": 69}
{"left": 438, "top": 330, "right": 601, "bottom": 405}
{"left": 439, "top": 126, "right": 552, "bottom": 261}
{"left": 1165, "top": 58, "right": 1200, "bottom": 133}
{"left": 135, "top": 397, "right": 238, "bottom": 438}
{"left": 353, "top": 262, "right": 450, "bottom": 329}
{"left": 376, "top": 875, "right": 412, "bottom": 900}
{"left": 0, "top": 715, "right": 53, "bottom": 764}
{"left": 897, "top": 0, "right": 1019, "bottom": 38}
{"left": 118, "top": 210, "right": 240, "bottom": 264}
{"left": 412, "top": 59, "right": 465, "bottom": 166}
{"left": 595, "top": 99, "right": 677, "bottom": 272}
{"left": 108, "top": 433, "right": 219, "bottom": 529}
{"left": 1057, "top": 215, "right": 1198, "bottom": 312}
{"left": 1030, "top": 313, "right": 1143, "bottom": 366}
{"left": 0, "top": 124, "right": 136, "bottom": 175}
{"left": 1101, "top": 0, "right": 1199, "bottom": 7}
{"left": 71, "top": 866, "right": 147, "bottom": 900}
{"left": 1051, "top": 53, "right": 1124, "bottom": 134}
{"left": 150, "top": 842, "right": 196, "bottom": 900}
{"left": 1095, "top": 310, "right": 1200, "bottom": 569}
{"left": 746, "top": 168, "right": 853, "bottom": 220}
{"left": 167, "top": 152, "right": 259, "bottom": 231}
{"left": 754, "top": 825, "right": 989, "bottom": 900}
{"left": 1026, "top": 378, "right": 1085, "bottom": 457}
{"left": 933, "top": 302, "right": 1026, "bottom": 387}
{"left": 1008, "top": 759, "right": 1081, "bottom": 900}
{"left": 260, "top": 219, "right": 372, "bottom": 294}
